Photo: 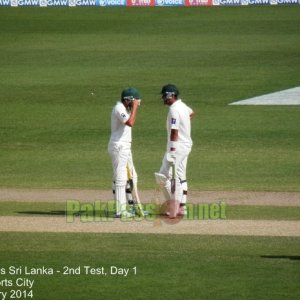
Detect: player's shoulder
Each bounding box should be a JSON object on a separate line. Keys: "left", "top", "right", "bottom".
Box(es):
{"left": 114, "top": 101, "right": 123, "bottom": 108}
{"left": 170, "top": 99, "right": 182, "bottom": 109}
{"left": 172, "top": 99, "right": 191, "bottom": 111}
{"left": 114, "top": 101, "right": 126, "bottom": 112}
{"left": 180, "top": 99, "right": 193, "bottom": 111}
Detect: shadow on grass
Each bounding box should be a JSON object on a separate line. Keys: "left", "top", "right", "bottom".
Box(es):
{"left": 261, "top": 255, "right": 300, "bottom": 261}
{"left": 16, "top": 210, "right": 158, "bottom": 220}
{"left": 16, "top": 210, "right": 115, "bottom": 217}
{"left": 17, "top": 211, "right": 66, "bottom": 216}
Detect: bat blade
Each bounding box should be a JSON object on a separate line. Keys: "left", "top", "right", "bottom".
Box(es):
{"left": 169, "top": 163, "right": 178, "bottom": 218}
{"left": 126, "top": 164, "right": 144, "bottom": 217}
{"left": 170, "top": 164, "right": 176, "bottom": 194}
{"left": 171, "top": 179, "right": 175, "bottom": 194}
{"left": 132, "top": 184, "right": 145, "bottom": 217}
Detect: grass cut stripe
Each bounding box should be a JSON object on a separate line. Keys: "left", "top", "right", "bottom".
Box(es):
{"left": 0, "top": 201, "right": 299, "bottom": 220}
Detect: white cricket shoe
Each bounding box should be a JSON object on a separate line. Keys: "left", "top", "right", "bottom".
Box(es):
{"left": 115, "top": 211, "right": 134, "bottom": 218}
{"left": 165, "top": 207, "right": 187, "bottom": 217}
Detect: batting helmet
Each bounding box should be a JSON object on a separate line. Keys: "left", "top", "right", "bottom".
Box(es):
{"left": 160, "top": 84, "right": 179, "bottom": 97}
{"left": 121, "top": 87, "right": 141, "bottom": 101}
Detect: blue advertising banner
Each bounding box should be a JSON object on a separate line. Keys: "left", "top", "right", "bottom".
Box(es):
{"left": 96, "top": 0, "right": 126, "bottom": 5}
{"left": 155, "top": 0, "right": 184, "bottom": 5}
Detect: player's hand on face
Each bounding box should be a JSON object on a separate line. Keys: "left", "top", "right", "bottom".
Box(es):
{"left": 132, "top": 99, "right": 141, "bottom": 107}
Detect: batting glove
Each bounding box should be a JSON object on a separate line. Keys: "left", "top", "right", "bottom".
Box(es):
{"left": 166, "top": 151, "right": 176, "bottom": 164}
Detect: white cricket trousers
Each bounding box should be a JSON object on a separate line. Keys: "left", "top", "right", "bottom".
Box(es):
{"left": 108, "top": 141, "right": 137, "bottom": 214}
{"left": 159, "top": 143, "right": 192, "bottom": 204}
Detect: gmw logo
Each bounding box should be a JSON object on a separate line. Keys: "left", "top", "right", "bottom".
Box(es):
{"left": 70, "top": 0, "right": 96, "bottom": 5}
{"left": 0, "top": 0, "right": 11, "bottom": 5}
{"left": 247, "top": 0, "right": 270, "bottom": 4}
{"left": 213, "top": 0, "right": 240, "bottom": 4}
{"left": 10, "top": 0, "right": 40, "bottom": 5}
{"left": 47, "top": 0, "right": 68, "bottom": 5}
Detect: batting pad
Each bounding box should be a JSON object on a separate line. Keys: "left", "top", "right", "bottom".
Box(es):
{"left": 154, "top": 172, "right": 171, "bottom": 201}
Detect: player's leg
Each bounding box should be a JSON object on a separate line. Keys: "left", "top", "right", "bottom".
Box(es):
{"left": 171, "top": 154, "right": 184, "bottom": 211}
{"left": 176, "top": 144, "right": 192, "bottom": 216}
{"left": 156, "top": 152, "right": 184, "bottom": 203}
{"left": 126, "top": 152, "right": 137, "bottom": 213}
{"left": 178, "top": 156, "right": 188, "bottom": 204}
{"left": 108, "top": 143, "right": 132, "bottom": 217}
{"left": 108, "top": 143, "right": 117, "bottom": 204}
{"left": 177, "top": 158, "right": 188, "bottom": 216}
{"left": 155, "top": 152, "right": 172, "bottom": 201}
{"left": 155, "top": 153, "right": 182, "bottom": 217}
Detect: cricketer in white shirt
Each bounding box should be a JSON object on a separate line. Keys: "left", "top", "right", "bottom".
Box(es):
{"left": 108, "top": 88, "right": 141, "bottom": 217}
{"left": 167, "top": 99, "right": 193, "bottom": 149}
{"left": 109, "top": 101, "right": 132, "bottom": 144}
{"left": 156, "top": 84, "right": 195, "bottom": 217}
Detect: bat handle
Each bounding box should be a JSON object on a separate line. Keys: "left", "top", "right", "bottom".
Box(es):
{"left": 172, "top": 163, "right": 175, "bottom": 179}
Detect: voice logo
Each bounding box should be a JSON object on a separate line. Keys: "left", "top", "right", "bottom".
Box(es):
{"left": 128, "top": 0, "right": 154, "bottom": 5}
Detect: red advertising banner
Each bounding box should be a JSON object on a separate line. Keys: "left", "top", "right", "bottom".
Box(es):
{"left": 184, "top": 0, "right": 212, "bottom": 5}
{"left": 127, "top": 0, "right": 155, "bottom": 5}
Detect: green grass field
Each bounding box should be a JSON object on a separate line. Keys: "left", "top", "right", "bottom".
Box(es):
{"left": 0, "top": 6, "right": 299, "bottom": 191}
{"left": 0, "top": 6, "right": 300, "bottom": 300}
{"left": 0, "top": 233, "right": 299, "bottom": 300}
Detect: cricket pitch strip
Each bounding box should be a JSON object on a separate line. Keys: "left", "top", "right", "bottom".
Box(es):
{"left": 0, "top": 189, "right": 299, "bottom": 236}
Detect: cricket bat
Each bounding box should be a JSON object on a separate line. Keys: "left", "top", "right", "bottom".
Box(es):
{"left": 127, "top": 165, "right": 145, "bottom": 217}
{"left": 169, "top": 163, "right": 178, "bottom": 219}
{"left": 171, "top": 163, "right": 176, "bottom": 194}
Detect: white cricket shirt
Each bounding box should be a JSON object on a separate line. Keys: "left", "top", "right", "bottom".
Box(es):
{"left": 109, "top": 101, "right": 132, "bottom": 143}
{"left": 167, "top": 99, "right": 193, "bottom": 147}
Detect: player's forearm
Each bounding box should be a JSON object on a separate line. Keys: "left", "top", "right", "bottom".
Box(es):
{"left": 169, "top": 129, "right": 178, "bottom": 151}
{"left": 125, "top": 105, "right": 138, "bottom": 127}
